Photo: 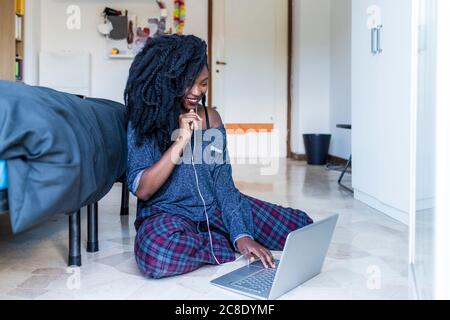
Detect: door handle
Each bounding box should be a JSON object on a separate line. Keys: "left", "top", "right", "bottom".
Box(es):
{"left": 376, "top": 25, "right": 383, "bottom": 54}
{"left": 371, "top": 28, "right": 378, "bottom": 55}
{"left": 216, "top": 61, "right": 227, "bottom": 65}
{"left": 371, "top": 25, "right": 383, "bottom": 55}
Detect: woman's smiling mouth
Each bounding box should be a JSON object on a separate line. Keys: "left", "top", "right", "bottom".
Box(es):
{"left": 186, "top": 96, "right": 201, "bottom": 106}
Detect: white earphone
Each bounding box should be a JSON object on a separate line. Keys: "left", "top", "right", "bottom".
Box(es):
{"left": 190, "top": 106, "right": 251, "bottom": 267}
{"left": 190, "top": 106, "right": 222, "bottom": 265}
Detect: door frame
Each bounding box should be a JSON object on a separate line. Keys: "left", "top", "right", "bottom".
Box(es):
{"left": 207, "top": 0, "right": 293, "bottom": 157}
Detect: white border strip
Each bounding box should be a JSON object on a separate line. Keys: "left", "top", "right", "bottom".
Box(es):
{"left": 409, "top": 0, "right": 419, "bottom": 266}
{"left": 434, "top": 0, "right": 450, "bottom": 300}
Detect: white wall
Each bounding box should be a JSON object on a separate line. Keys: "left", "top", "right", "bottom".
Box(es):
{"left": 27, "top": 0, "right": 208, "bottom": 103}
{"left": 29, "top": 0, "right": 352, "bottom": 159}
{"left": 291, "top": 0, "right": 351, "bottom": 159}
{"left": 24, "top": 0, "right": 41, "bottom": 85}
{"left": 291, "top": 0, "right": 331, "bottom": 155}
{"left": 329, "top": 0, "right": 352, "bottom": 159}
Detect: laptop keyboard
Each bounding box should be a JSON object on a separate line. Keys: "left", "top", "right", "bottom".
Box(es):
{"left": 233, "top": 267, "right": 277, "bottom": 294}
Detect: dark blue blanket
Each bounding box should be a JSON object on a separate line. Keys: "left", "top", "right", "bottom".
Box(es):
{"left": 0, "top": 81, "right": 127, "bottom": 233}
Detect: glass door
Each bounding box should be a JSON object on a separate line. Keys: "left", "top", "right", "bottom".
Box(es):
{"left": 411, "top": 0, "right": 437, "bottom": 300}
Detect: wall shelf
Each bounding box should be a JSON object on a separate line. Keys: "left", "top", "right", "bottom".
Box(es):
{"left": 108, "top": 54, "right": 135, "bottom": 60}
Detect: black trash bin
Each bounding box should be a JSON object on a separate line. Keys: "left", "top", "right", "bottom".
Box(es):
{"left": 303, "top": 134, "right": 332, "bottom": 165}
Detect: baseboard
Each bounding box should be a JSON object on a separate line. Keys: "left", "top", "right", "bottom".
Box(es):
{"left": 290, "top": 152, "right": 307, "bottom": 161}
{"left": 354, "top": 189, "right": 409, "bottom": 225}
{"left": 290, "top": 153, "right": 351, "bottom": 166}
{"left": 416, "top": 197, "right": 434, "bottom": 211}
{"left": 328, "top": 154, "right": 351, "bottom": 166}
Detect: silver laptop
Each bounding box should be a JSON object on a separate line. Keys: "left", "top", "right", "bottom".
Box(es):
{"left": 210, "top": 214, "right": 338, "bottom": 300}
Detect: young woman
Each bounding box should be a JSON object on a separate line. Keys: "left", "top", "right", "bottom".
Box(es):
{"left": 125, "top": 34, "right": 313, "bottom": 279}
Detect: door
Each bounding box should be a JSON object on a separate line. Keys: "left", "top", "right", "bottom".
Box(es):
{"left": 211, "top": 0, "right": 288, "bottom": 157}
{"left": 377, "top": 0, "right": 413, "bottom": 214}
{"left": 352, "top": 0, "right": 413, "bottom": 224}
{"left": 351, "top": 0, "right": 383, "bottom": 200}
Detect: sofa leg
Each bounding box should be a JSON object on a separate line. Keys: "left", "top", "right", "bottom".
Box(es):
{"left": 87, "top": 203, "right": 99, "bottom": 253}
{"left": 120, "top": 183, "right": 129, "bottom": 216}
{"left": 68, "top": 210, "right": 81, "bottom": 267}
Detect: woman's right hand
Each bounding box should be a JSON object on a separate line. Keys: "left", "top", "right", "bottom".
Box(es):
{"left": 236, "top": 237, "right": 276, "bottom": 269}
{"left": 178, "top": 111, "right": 202, "bottom": 143}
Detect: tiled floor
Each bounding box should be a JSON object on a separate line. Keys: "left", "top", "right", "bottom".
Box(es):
{"left": 0, "top": 160, "right": 412, "bottom": 299}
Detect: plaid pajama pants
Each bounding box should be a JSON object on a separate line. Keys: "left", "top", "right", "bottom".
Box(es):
{"left": 134, "top": 194, "right": 313, "bottom": 279}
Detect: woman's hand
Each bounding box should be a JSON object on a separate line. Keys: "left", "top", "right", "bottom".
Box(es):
{"left": 236, "top": 237, "right": 276, "bottom": 269}
{"left": 178, "top": 110, "right": 202, "bottom": 142}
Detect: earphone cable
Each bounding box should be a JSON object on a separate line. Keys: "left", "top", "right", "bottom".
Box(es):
{"left": 191, "top": 105, "right": 221, "bottom": 265}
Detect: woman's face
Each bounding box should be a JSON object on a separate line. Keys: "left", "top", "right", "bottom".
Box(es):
{"left": 182, "top": 65, "right": 209, "bottom": 112}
